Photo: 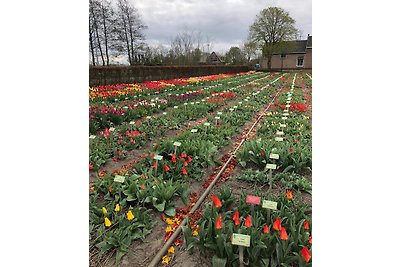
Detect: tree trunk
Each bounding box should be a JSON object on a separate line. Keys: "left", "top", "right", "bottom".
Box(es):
{"left": 90, "top": 5, "right": 105, "bottom": 66}
{"left": 101, "top": 5, "right": 110, "bottom": 65}
{"left": 89, "top": 29, "right": 96, "bottom": 66}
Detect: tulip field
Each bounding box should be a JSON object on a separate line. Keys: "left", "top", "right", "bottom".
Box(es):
{"left": 89, "top": 71, "right": 312, "bottom": 267}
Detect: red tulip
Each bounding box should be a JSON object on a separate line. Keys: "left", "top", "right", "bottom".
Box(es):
{"left": 280, "top": 226, "right": 288, "bottom": 240}
{"left": 272, "top": 217, "right": 281, "bottom": 231}
{"left": 233, "top": 210, "right": 240, "bottom": 225}
{"left": 216, "top": 215, "right": 223, "bottom": 230}
{"left": 309, "top": 235, "right": 312, "bottom": 245}
{"left": 183, "top": 161, "right": 188, "bottom": 167}
{"left": 263, "top": 224, "right": 269, "bottom": 234}
{"left": 172, "top": 154, "right": 177, "bottom": 163}
{"left": 212, "top": 195, "right": 222, "bottom": 208}
{"left": 289, "top": 148, "right": 294, "bottom": 153}
{"left": 89, "top": 163, "right": 93, "bottom": 170}
{"left": 245, "top": 215, "right": 252, "bottom": 228}
{"left": 187, "top": 156, "right": 192, "bottom": 163}
{"left": 164, "top": 165, "right": 170, "bottom": 172}
{"left": 303, "top": 221, "right": 309, "bottom": 230}
{"left": 182, "top": 168, "right": 187, "bottom": 175}
{"left": 301, "top": 247, "right": 311, "bottom": 263}
{"left": 261, "top": 151, "right": 265, "bottom": 157}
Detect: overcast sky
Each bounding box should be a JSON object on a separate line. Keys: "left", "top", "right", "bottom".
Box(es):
{"left": 134, "top": 0, "right": 312, "bottom": 54}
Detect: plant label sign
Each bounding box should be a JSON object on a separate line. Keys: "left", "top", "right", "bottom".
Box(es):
{"left": 283, "top": 113, "right": 289, "bottom": 117}
{"left": 191, "top": 129, "right": 198, "bottom": 133}
{"left": 89, "top": 135, "right": 96, "bottom": 139}
{"left": 276, "top": 131, "right": 284, "bottom": 135}
{"left": 173, "top": 141, "right": 181, "bottom": 147}
{"left": 109, "top": 127, "right": 115, "bottom": 132}
{"left": 262, "top": 200, "right": 278, "bottom": 210}
{"left": 114, "top": 175, "right": 125, "bottom": 183}
{"left": 233, "top": 106, "right": 238, "bottom": 109}
{"left": 286, "top": 104, "right": 290, "bottom": 108}
{"left": 281, "top": 117, "right": 287, "bottom": 120}
{"left": 246, "top": 195, "right": 261, "bottom": 205}
{"left": 266, "top": 163, "right": 277, "bottom": 170}
{"left": 204, "top": 122, "right": 211, "bottom": 126}
{"left": 129, "top": 121, "right": 135, "bottom": 125}
{"left": 275, "top": 137, "right": 284, "bottom": 141}
{"left": 232, "top": 233, "right": 251, "bottom": 247}
{"left": 280, "top": 124, "right": 286, "bottom": 128}
{"left": 269, "top": 153, "right": 279, "bottom": 159}
{"left": 217, "top": 112, "right": 223, "bottom": 115}
{"left": 215, "top": 116, "right": 220, "bottom": 120}
{"left": 184, "top": 103, "right": 188, "bottom": 106}
{"left": 154, "top": 155, "right": 163, "bottom": 161}
{"left": 174, "top": 106, "right": 178, "bottom": 109}
{"left": 229, "top": 108, "right": 234, "bottom": 112}
{"left": 238, "top": 101, "right": 242, "bottom": 104}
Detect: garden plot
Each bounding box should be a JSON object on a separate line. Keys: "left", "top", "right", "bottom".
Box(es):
{"left": 91, "top": 70, "right": 288, "bottom": 266}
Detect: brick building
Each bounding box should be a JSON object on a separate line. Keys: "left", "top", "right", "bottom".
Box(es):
{"left": 260, "top": 35, "right": 312, "bottom": 70}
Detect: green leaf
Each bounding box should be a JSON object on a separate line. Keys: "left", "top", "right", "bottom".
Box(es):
{"left": 153, "top": 200, "right": 166, "bottom": 212}
{"left": 212, "top": 255, "right": 227, "bottom": 267}
{"left": 164, "top": 207, "right": 176, "bottom": 217}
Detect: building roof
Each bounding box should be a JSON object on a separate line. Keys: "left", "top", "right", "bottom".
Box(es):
{"left": 273, "top": 35, "right": 312, "bottom": 55}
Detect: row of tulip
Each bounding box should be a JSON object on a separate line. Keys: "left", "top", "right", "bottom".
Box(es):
{"left": 89, "top": 72, "right": 269, "bottom": 134}
{"left": 89, "top": 74, "right": 287, "bottom": 264}
{"left": 89, "top": 72, "right": 283, "bottom": 170}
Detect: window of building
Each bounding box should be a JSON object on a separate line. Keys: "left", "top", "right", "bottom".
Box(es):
{"left": 280, "top": 54, "right": 286, "bottom": 58}
{"left": 297, "top": 56, "right": 304, "bottom": 67}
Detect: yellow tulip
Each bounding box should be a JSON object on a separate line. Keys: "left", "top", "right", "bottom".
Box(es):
{"left": 127, "top": 210, "right": 135, "bottom": 221}
{"left": 168, "top": 246, "right": 175, "bottom": 254}
{"left": 102, "top": 207, "right": 107, "bottom": 214}
{"left": 162, "top": 255, "right": 171, "bottom": 264}
{"left": 104, "top": 217, "right": 111, "bottom": 227}
{"left": 114, "top": 204, "right": 120, "bottom": 212}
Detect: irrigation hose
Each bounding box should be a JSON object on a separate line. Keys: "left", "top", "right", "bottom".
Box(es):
{"left": 147, "top": 73, "right": 287, "bottom": 267}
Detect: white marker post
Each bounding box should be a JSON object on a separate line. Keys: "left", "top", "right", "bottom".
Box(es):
{"left": 262, "top": 199, "right": 278, "bottom": 225}
{"left": 232, "top": 231, "right": 250, "bottom": 267}
{"left": 173, "top": 141, "right": 181, "bottom": 155}
{"left": 215, "top": 116, "right": 220, "bottom": 125}
{"left": 153, "top": 155, "right": 163, "bottom": 177}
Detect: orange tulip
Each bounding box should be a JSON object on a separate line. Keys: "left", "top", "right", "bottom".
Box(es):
{"left": 164, "top": 165, "right": 170, "bottom": 172}
{"left": 212, "top": 195, "right": 222, "bottom": 208}
{"left": 272, "top": 217, "right": 281, "bottom": 231}
{"left": 233, "top": 210, "right": 240, "bottom": 225}
{"left": 286, "top": 190, "right": 293, "bottom": 200}
{"left": 183, "top": 161, "right": 188, "bottom": 167}
{"left": 216, "top": 215, "right": 223, "bottom": 230}
{"left": 280, "top": 226, "right": 288, "bottom": 240}
{"left": 301, "top": 247, "right": 311, "bottom": 263}
{"left": 245, "top": 215, "right": 252, "bottom": 228}
{"left": 182, "top": 168, "right": 187, "bottom": 175}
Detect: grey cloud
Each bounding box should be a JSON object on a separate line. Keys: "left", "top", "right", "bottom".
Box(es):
{"left": 134, "top": 0, "right": 311, "bottom": 52}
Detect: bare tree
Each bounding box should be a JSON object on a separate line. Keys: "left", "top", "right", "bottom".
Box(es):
{"left": 89, "top": 0, "right": 105, "bottom": 65}
{"left": 249, "top": 7, "right": 298, "bottom": 69}
{"left": 115, "top": 0, "right": 147, "bottom": 65}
